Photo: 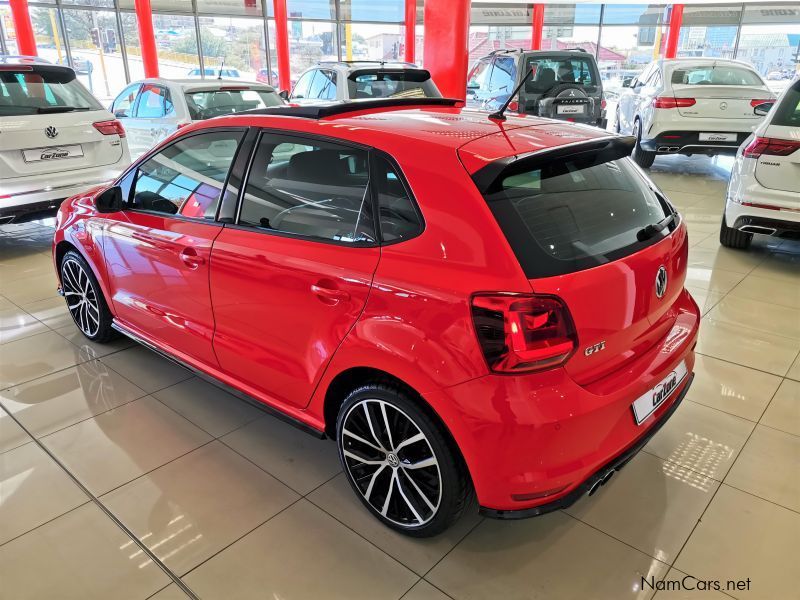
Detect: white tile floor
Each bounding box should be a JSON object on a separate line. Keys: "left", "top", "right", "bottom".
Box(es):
{"left": 0, "top": 155, "right": 798, "bottom": 600}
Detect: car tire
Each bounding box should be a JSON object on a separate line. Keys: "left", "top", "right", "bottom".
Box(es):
{"left": 632, "top": 119, "right": 656, "bottom": 168}
{"left": 719, "top": 214, "right": 752, "bottom": 250}
{"left": 60, "top": 250, "right": 117, "bottom": 343}
{"left": 336, "top": 381, "right": 471, "bottom": 537}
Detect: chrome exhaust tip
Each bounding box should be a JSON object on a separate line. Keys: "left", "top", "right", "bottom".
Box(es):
{"left": 740, "top": 225, "right": 777, "bottom": 235}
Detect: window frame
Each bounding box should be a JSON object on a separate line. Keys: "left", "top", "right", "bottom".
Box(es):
{"left": 133, "top": 83, "right": 170, "bottom": 119}
{"left": 123, "top": 127, "right": 249, "bottom": 224}
{"left": 112, "top": 83, "right": 142, "bottom": 118}
{"left": 368, "top": 149, "right": 425, "bottom": 246}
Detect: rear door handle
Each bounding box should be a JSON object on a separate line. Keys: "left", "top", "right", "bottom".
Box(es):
{"left": 311, "top": 283, "right": 350, "bottom": 303}
{"left": 179, "top": 247, "right": 205, "bottom": 269}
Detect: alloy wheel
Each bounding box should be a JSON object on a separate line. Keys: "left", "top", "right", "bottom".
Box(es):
{"left": 340, "top": 398, "right": 442, "bottom": 527}
{"left": 61, "top": 258, "right": 101, "bottom": 338}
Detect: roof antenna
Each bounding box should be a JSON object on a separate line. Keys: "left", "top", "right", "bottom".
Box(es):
{"left": 489, "top": 66, "right": 536, "bottom": 122}
{"left": 218, "top": 58, "right": 225, "bottom": 80}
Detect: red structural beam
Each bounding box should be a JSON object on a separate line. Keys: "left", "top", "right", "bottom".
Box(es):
{"left": 404, "top": 0, "right": 416, "bottom": 64}
{"left": 531, "top": 3, "right": 545, "bottom": 51}
{"left": 664, "top": 4, "right": 684, "bottom": 59}
{"left": 423, "top": 0, "right": 469, "bottom": 100}
{"left": 273, "top": 0, "right": 291, "bottom": 91}
{"left": 134, "top": 0, "right": 159, "bottom": 78}
{"left": 9, "top": 0, "right": 38, "bottom": 56}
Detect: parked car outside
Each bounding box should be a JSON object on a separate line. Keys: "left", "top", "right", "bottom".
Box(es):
{"left": 110, "top": 78, "right": 284, "bottom": 159}
{"left": 289, "top": 61, "right": 440, "bottom": 104}
{"left": 721, "top": 77, "right": 800, "bottom": 248}
{"left": 256, "top": 67, "right": 278, "bottom": 85}
{"left": 616, "top": 58, "right": 775, "bottom": 168}
{"left": 0, "top": 57, "right": 130, "bottom": 224}
{"left": 466, "top": 49, "right": 607, "bottom": 128}
{"left": 58, "top": 55, "right": 93, "bottom": 75}
{"left": 53, "top": 97, "right": 698, "bottom": 536}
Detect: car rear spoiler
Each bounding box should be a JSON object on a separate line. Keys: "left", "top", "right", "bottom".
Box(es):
{"left": 470, "top": 135, "right": 636, "bottom": 195}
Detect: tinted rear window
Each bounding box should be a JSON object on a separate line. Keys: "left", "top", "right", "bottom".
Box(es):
{"left": 670, "top": 65, "right": 762, "bottom": 86}
{"left": 481, "top": 155, "right": 673, "bottom": 278}
{"left": 348, "top": 70, "right": 439, "bottom": 99}
{"left": 524, "top": 56, "right": 597, "bottom": 93}
{"left": 185, "top": 89, "right": 282, "bottom": 119}
{"left": 771, "top": 80, "right": 800, "bottom": 127}
{"left": 0, "top": 67, "right": 102, "bottom": 116}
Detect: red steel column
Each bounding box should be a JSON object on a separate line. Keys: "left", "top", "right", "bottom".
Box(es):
{"left": 664, "top": 4, "right": 684, "bottom": 59}
{"left": 9, "top": 0, "right": 38, "bottom": 56}
{"left": 531, "top": 3, "right": 545, "bottom": 51}
{"left": 134, "top": 0, "right": 159, "bottom": 78}
{"left": 273, "top": 0, "right": 291, "bottom": 91}
{"left": 423, "top": 0, "right": 469, "bottom": 100}
{"left": 404, "top": 0, "right": 415, "bottom": 64}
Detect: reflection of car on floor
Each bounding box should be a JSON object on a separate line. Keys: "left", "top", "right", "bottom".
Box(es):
{"left": 289, "top": 61, "right": 440, "bottom": 104}
{"left": 616, "top": 58, "right": 776, "bottom": 168}
{"left": 110, "top": 78, "right": 284, "bottom": 159}
{"left": 722, "top": 78, "right": 800, "bottom": 249}
{"left": 0, "top": 57, "right": 130, "bottom": 224}
{"left": 53, "top": 96, "right": 699, "bottom": 537}
{"left": 466, "top": 48, "right": 607, "bottom": 128}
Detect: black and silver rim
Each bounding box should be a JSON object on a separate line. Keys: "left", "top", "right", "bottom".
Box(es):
{"left": 340, "top": 399, "right": 442, "bottom": 528}
{"left": 61, "top": 258, "right": 100, "bottom": 337}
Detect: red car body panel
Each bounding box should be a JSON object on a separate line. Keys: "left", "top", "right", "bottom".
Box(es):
{"left": 53, "top": 104, "right": 700, "bottom": 516}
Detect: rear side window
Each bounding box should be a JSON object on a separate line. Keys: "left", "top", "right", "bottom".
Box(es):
{"left": 771, "top": 80, "right": 800, "bottom": 127}
{"left": 481, "top": 155, "right": 672, "bottom": 278}
{"left": 670, "top": 65, "right": 762, "bottom": 86}
{"left": 0, "top": 67, "right": 102, "bottom": 116}
{"left": 373, "top": 156, "right": 422, "bottom": 242}
{"left": 238, "top": 133, "right": 375, "bottom": 244}
{"left": 348, "top": 70, "right": 439, "bottom": 99}
{"left": 185, "top": 89, "right": 282, "bottom": 120}
{"left": 524, "top": 56, "right": 597, "bottom": 92}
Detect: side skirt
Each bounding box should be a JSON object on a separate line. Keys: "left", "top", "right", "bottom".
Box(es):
{"left": 111, "top": 320, "right": 327, "bottom": 440}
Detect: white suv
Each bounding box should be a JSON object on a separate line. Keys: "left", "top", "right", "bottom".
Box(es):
{"left": 0, "top": 57, "right": 130, "bottom": 223}
{"left": 616, "top": 58, "right": 775, "bottom": 168}
{"left": 721, "top": 77, "right": 800, "bottom": 249}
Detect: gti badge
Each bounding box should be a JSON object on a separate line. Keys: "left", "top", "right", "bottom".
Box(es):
{"left": 45, "top": 126, "right": 59, "bottom": 139}
{"left": 584, "top": 341, "right": 606, "bottom": 356}
{"left": 655, "top": 266, "right": 668, "bottom": 299}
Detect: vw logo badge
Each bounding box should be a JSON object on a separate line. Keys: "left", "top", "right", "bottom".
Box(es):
{"left": 45, "top": 126, "right": 59, "bottom": 139}
{"left": 719, "top": 101, "right": 728, "bottom": 111}
{"left": 655, "top": 266, "right": 668, "bottom": 299}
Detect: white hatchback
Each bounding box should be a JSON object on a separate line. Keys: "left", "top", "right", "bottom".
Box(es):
{"left": 616, "top": 58, "right": 775, "bottom": 168}
{"left": 0, "top": 57, "right": 130, "bottom": 224}
{"left": 721, "top": 78, "right": 800, "bottom": 249}
{"left": 110, "top": 78, "right": 284, "bottom": 159}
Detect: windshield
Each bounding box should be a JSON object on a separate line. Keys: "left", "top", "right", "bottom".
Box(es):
{"left": 348, "top": 70, "right": 440, "bottom": 99}
{"left": 0, "top": 67, "right": 102, "bottom": 116}
{"left": 524, "top": 55, "right": 598, "bottom": 93}
{"left": 670, "top": 65, "right": 763, "bottom": 86}
{"left": 185, "top": 89, "right": 283, "bottom": 119}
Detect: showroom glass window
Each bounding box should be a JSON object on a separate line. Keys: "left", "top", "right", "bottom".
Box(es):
{"left": 238, "top": 133, "right": 376, "bottom": 244}
{"left": 130, "top": 131, "right": 244, "bottom": 219}
{"left": 679, "top": 4, "right": 742, "bottom": 60}
{"left": 736, "top": 4, "right": 800, "bottom": 82}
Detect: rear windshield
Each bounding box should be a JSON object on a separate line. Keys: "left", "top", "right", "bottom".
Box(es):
{"left": 185, "top": 89, "right": 282, "bottom": 119}
{"left": 670, "top": 65, "right": 762, "bottom": 86}
{"left": 524, "top": 56, "right": 597, "bottom": 93}
{"left": 0, "top": 67, "right": 102, "bottom": 116}
{"left": 481, "top": 155, "right": 673, "bottom": 278}
{"left": 348, "top": 70, "right": 439, "bottom": 99}
{"left": 771, "top": 80, "right": 800, "bottom": 127}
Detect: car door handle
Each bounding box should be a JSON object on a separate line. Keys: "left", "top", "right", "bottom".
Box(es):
{"left": 311, "top": 283, "right": 350, "bottom": 303}
{"left": 179, "top": 247, "right": 205, "bottom": 269}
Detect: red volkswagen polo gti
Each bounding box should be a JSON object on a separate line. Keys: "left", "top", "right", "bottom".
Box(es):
{"left": 53, "top": 98, "right": 699, "bottom": 536}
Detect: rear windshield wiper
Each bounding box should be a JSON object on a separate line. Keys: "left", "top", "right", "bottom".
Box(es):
{"left": 36, "top": 106, "right": 89, "bottom": 114}
{"left": 636, "top": 213, "right": 675, "bottom": 242}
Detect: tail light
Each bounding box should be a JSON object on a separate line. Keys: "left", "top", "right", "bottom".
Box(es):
{"left": 750, "top": 99, "right": 774, "bottom": 107}
{"left": 601, "top": 98, "right": 607, "bottom": 110}
{"left": 743, "top": 137, "right": 800, "bottom": 158}
{"left": 653, "top": 97, "right": 696, "bottom": 109}
{"left": 471, "top": 294, "right": 577, "bottom": 373}
{"left": 93, "top": 119, "right": 126, "bottom": 138}
{"left": 508, "top": 100, "right": 519, "bottom": 112}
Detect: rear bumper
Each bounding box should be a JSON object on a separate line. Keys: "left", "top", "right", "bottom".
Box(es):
{"left": 726, "top": 197, "right": 800, "bottom": 238}
{"left": 640, "top": 130, "right": 750, "bottom": 155}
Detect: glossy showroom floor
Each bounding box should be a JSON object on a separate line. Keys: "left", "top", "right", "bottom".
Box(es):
{"left": 1, "top": 156, "right": 798, "bottom": 600}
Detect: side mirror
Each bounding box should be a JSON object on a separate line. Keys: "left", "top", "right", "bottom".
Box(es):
{"left": 753, "top": 102, "right": 773, "bottom": 117}
{"left": 114, "top": 109, "right": 128, "bottom": 118}
{"left": 622, "top": 77, "right": 634, "bottom": 88}
{"left": 279, "top": 90, "right": 289, "bottom": 101}
{"left": 95, "top": 186, "right": 123, "bottom": 213}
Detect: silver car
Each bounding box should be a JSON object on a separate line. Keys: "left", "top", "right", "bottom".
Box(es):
{"left": 110, "top": 78, "right": 284, "bottom": 158}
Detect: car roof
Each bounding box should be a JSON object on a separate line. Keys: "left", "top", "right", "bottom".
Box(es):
{"left": 0, "top": 55, "right": 54, "bottom": 66}
{"left": 662, "top": 57, "right": 757, "bottom": 68}
{"left": 137, "top": 78, "right": 276, "bottom": 92}
{"left": 316, "top": 61, "right": 424, "bottom": 71}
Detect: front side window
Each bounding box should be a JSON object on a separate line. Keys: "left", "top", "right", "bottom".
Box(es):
{"left": 291, "top": 70, "right": 316, "bottom": 99}
{"left": 112, "top": 83, "right": 140, "bottom": 118}
{"left": 468, "top": 59, "right": 493, "bottom": 94}
{"left": 130, "top": 131, "right": 244, "bottom": 219}
{"left": 135, "top": 84, "right": 168, "bottom": 118}
{"left": 670, "top": 65, "right": 763, "bottom": 87}
{"left": 489, "top": 57, "right": 516, "bottom": 94}
{"left": 238, "top": 133, "right": 375, "bottom": 243}
{"left": 308, "top": 70, "right": 336, "bottom": 100}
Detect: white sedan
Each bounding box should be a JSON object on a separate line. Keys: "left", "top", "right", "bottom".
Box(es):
{"left": 616, "top": 58, "right": 775, "bottom": 168}
{"left": 110, "top": 78, "right": 284, "bottom": 159}
{"left": 721, "top": 78, "right": 800, "bottom": 249}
